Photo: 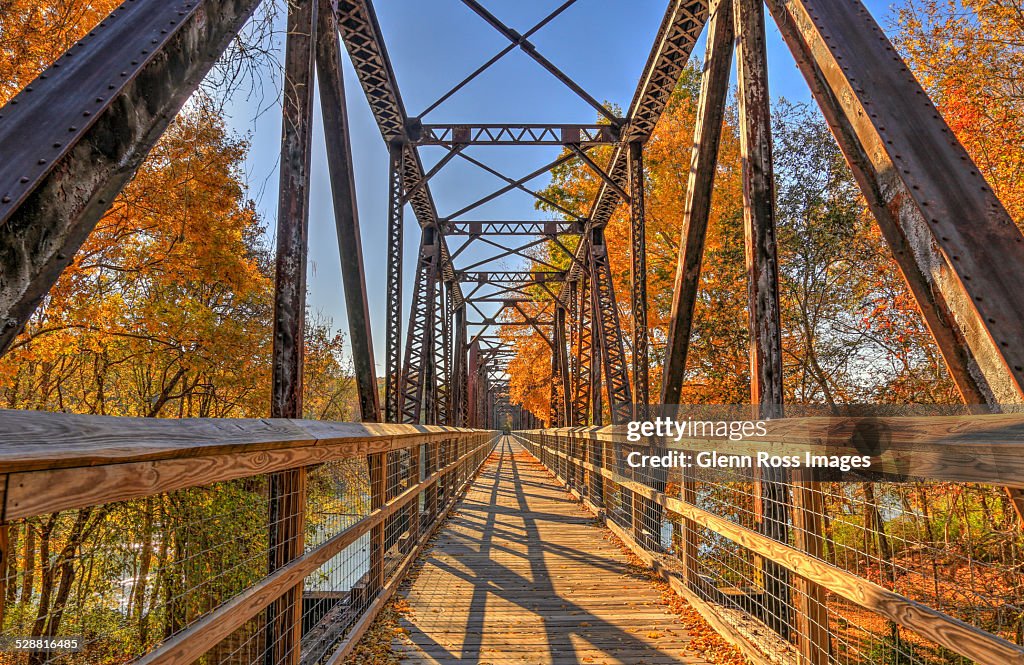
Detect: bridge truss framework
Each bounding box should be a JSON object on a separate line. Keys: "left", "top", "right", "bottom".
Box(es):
{"left": 2, "top": 0, "right": 1024, "bottom": 661}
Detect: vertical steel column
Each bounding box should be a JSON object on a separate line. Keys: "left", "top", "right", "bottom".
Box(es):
{"left": 400, "top": 227, "right": 440, "bottom": 424}
{"left": 662, "top": 0, "right": 735, "bottom": 407}
{"left": 549, "top": 324, "right": 562, "bottom": 426}
{"left": 628, "top": 141, "right": 650, "bottom": 420}
{"left": 268, "top": 1, "right": 317, "bottom": 663}
{"left": 572, "top": 275, "right": 592, "bottom": 425}
{"left": 453, "top": 306, "right": 468, "bottom": 426}
{"left": 589, "top": 269, "right": 604, "bottom": 426}
{"left": 590, "top": 229, "right": 633, "bottom": 424}
{"left": 316, "top": 0, "right": 379, "bottom": 422}
{"left": 735, "top": 0, "right": 790, "bottom": 637}
{"left": 467, "top": 340, "right": 481, "bottom": 427}
{"left": 383, "top": 143, "right": 404, "bottom": 423}
{"left": 555, "top": 306, "right": 572, "bottom": 427}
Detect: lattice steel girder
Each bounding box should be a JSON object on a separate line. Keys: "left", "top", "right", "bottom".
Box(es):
{"left": 383, "top": 144, "right": 404, "bottom": 422}
{"left": 767, "top": 0, "right": 1024, "bottom": 405}
{"left": 468, "top": 319, "right": 554, "bottom": 328}
{"left": 628, "top": 141, "right": 650, "bottom": 419}
{"left": 444, "top": 221, "right": 584, "bottom": 236}
{"left": 457, "top": 271, "right": 566, "bottom": 283}
{"left": 590, "top": 232, "right": 633, "bottom": 425}
{"left": 409, "top": 123, "right": 618, "bottom": 146}
{"left": 399, "top": 228, "right": 440, "bottom": 424}
{"left": 0, "top": 0, "right": 263, "bottom": 353}
{"left": 662, "top": 0, "right": 734, "bottom": 406}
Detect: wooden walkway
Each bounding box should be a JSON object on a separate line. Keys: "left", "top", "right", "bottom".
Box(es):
{"left": 387, "top": 437, "right": 711, "bottom": 664}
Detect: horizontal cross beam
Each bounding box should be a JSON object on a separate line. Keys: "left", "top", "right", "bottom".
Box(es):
{"left": 456, "top": 271, "right": 566, "bottom": 283}
{"left": 445, "top": 221, "right": 584, "bottom": 236}
{"left": 410, "top": 123, "right": 618, "bottom": 146}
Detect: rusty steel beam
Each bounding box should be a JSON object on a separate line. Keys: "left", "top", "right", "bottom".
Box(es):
{"left": 411, "top": 123, "right": 617, "bottom": 146}
{"left": 444, "top": 221, "right": 583, "bottom": 236}
{"left": 456, "top": 271, "right": 566, "bottom": 284}
{"left": 661, "top": 0, "right": 734, "bottom": 406}
{"left": 766, "top": 0, "right": 1024, "bottom": 407}
{"left": 590, "top": 231, "right": 633, "bottom": 424}
{"left": 335, "top": 0, "right": 463, "bottom": 304}
{"left": 383, "top": 143, "right": 404, "bottom": 423}
{"left": 268, "top": 2, "right": 318, "bottom": 663}
{"left": 400, "top": 228, "right": 440, "bottom": 424}
{"left": 316, "top": 0, "right": 379, "bottom": 423}
{"left": 0, "top": 0, "right": 263, "bottom": 354}
{"left": 628, "top": 141, "right": 650, "bottom": 420}
{"left": 555, "top": 305, "right": 572, "bottom": 426}
{"left": 735, "top": 0, "right": 790, "bottom": 638}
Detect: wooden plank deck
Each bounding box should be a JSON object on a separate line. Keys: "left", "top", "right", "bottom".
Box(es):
{"left": 387, "top": 437, "right": 712, "bottom": 664}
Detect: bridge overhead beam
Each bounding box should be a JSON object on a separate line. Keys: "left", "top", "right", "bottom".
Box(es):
{"left": 0, "top": 0, "right": 264, "bottom": 354}
{"left": 410, "top": 123, "right": 618, "bottom": 146}
{"left": 767, "top": 0, "right": 1024, "bottom": 406}
{"left": 456, "top": 271, "right": 566, "bottom": 284}
{"left": 444, "top": 221, "right": 584, "bottom": 236}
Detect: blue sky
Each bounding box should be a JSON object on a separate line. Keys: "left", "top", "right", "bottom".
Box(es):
{"left": 221, "top": 0, "right": 899, "bottom": 376}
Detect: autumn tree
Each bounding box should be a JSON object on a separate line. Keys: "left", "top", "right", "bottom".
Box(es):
{"left": 895, "top": 0, "right": 1024, "bottom": 227}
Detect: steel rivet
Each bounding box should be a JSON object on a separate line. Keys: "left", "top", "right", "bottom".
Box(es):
{"left": 38, "top": 159, "right": 46, "bottom": 164}
{"left": 53, "top": 143, "right": 61, "bottom": 148}
{"left": 1, "top": 196, "right": 10, "bottom": 204}
{"left": 20, "top": 177, "right": 28, "bottom": 183}
{"left": 69, "top": 126, "right": 76, "bottom": 132}
{"left": 83, "top": 111, "right": 91, "bottom": 117}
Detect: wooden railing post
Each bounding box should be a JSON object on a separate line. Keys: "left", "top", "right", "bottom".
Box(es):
{"left": 368, "top": 452, "right": 385, "bottom": 595}
{"left": 267, "top": 467, "right": 306, "bottom": 665}
{"left": 681, "top": 466, "right": 700, "bottom": 591}
{"left": 793, "top": 471, "right": 830, "bottom": 665}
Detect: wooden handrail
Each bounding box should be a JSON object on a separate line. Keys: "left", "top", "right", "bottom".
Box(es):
{"left": 522, "top": 414, "right": 1024, "bottom": 486}
{"left": 0, "top": 409, "right": 481, "bottom": 472}
{"left": 0, "top": 409, "right": 490, "bottom": 518}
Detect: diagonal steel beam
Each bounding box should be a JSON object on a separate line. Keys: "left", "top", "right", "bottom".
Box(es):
{"left": 317, "top": 0, "right": 380, "bottom": 422}
{"left": 766, "top": 0, "right": 1024, "bottom": 407}
{"left": 446, "top": 150, "right": 586, "bottom": 221}
{"left": 0, "top": 0, "right": 264, "bottom": 354}
{"left": 661, "top": 0, "right": 734, "bottom": 406}
{"left": 418, "top": 0, "right": 581, "bottom": 118}
{"left": 458, "top": 0, "right": 619, "bottom": 124}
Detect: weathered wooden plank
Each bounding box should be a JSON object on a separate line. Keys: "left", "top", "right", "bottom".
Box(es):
{"left": 0, "top": 409, "right": 484, "bottom": 473}
{"left": 382, "top": 438, "right": 711, "bottom": 664}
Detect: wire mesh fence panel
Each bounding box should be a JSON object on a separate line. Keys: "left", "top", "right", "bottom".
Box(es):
{"left": 517, "top": 427, "right": 1024, "bottom": 665}
{"left": 0, "top": 420, "right": 499, "bottom": 665}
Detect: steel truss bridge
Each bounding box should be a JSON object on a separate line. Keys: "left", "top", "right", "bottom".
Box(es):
{"left": 1, "top": 0, "right": 1024, "bottom": 664}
